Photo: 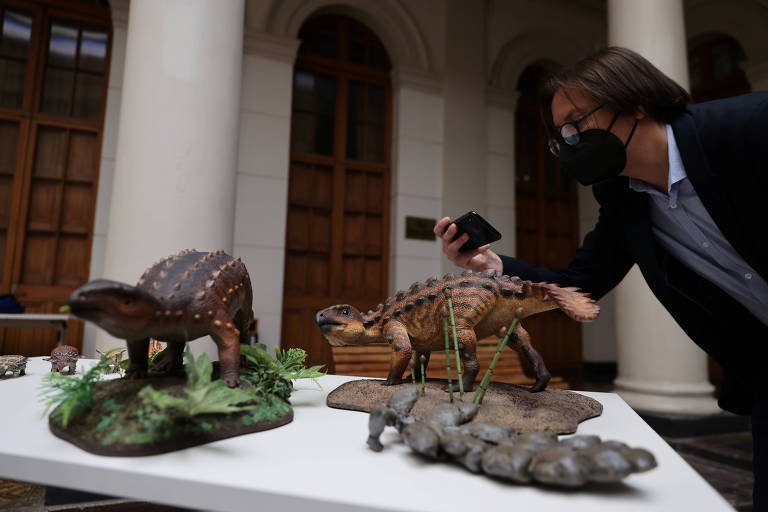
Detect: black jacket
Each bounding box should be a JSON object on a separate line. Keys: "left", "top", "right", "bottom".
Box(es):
{"left": 501, "top": 92, "right": 768, "bottom": 415}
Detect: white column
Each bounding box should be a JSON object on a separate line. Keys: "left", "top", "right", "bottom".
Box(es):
{"left": 608, "top": 0, "right": 720, "bottom": 414}
{"left": 95, "top": 0, "right": 245, "bottom": 356}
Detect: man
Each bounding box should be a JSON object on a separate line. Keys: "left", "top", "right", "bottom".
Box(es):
{"left": 434, "top": 47, "right": 767, "bottom": 507}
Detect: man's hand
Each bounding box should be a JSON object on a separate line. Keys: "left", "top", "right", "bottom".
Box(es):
{"left": 433, "top": 217, "right": 503, "bottom": 273}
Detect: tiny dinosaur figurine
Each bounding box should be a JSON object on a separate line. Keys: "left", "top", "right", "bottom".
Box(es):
{"left": 316, "top": 269, "right": 599, "bottom": 392}
{"left": 44, "top": 345, "right": 80, "bottom": 374}
{"left": 67, "top": 250, "right": 253, "bottom": 387}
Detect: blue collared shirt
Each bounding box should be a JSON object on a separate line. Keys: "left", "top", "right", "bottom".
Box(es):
{"left": 629, "top": 124, "right": 768, "bottom": 326}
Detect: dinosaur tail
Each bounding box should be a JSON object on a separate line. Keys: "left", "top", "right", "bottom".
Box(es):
{"left": 533, "top": 282, "right": 600, "bottom": 322}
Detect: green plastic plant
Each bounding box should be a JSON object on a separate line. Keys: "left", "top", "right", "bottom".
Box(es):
{"left": 240, "top": 344, "right": 325, "bottom": 401}
{"left": 139, "top": 348, "right": 255, "bottom": 416}
{"left": 96, "top": 348, "right": 128, "bottom": 375}
{"left": 41, "top": 350, "right": 116, "bottom": 427}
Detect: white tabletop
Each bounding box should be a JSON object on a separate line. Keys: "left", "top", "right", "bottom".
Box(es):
{"left": 0, "top": 358, "right": 734, "bottom": 512}
{"left": 0, "top": 313, "right": 69, "bottom": 322}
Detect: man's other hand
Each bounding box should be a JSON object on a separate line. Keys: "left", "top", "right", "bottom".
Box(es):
{"left": 433, "top": 217, "right": 503, "bottom": 273}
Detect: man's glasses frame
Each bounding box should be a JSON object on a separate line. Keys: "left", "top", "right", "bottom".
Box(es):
{"left": 548, "top": 103, "right": 605, "bottom": 156}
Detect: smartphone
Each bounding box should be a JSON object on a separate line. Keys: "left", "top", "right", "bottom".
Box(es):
{"left": 444, "top": 211, "right": 501, "bottom": 252}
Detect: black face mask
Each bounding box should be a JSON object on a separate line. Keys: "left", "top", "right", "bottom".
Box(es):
{"left": 558, "top": 114, "right": 639, "bottom": 186}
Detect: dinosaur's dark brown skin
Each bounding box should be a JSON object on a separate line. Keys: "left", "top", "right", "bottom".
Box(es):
{"left": 316, "top": 269, "right": 599, "bottom": 392}
{"left": 67, "top": 249, "right": 253, "bottom": 387}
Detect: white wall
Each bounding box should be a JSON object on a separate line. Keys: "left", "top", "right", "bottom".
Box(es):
{"left": 82, "top": 0, "right": 129, "bottom": 357}
{"left": 233, "top": 32, "right": 298, "bottom": 352}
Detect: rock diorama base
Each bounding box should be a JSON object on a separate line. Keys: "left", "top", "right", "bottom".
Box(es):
{"left": 327, "top": 379, "right": 602, "bottom": 434}
{"left": 49, "top": 374, "right": 293, "bottom": 457}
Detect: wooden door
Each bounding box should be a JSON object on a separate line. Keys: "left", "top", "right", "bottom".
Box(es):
{"left": 0, "top": 0, "right": 111, "bottom": 355}
{"left": 514, "top": 65, "right": 582, "bottom": 384}
{"left": 281, "top": 16, "right": 392, "bottom": 370}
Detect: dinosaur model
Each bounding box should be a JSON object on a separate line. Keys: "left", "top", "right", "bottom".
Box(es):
{"left": 67, "top": 249, "right": 253, "bottom": 387}
{"left": 44, "top": 345, "right": 80, "bottom": 374}
{"left": 315, "top": 269, "right": 599, "bottom": 392}
{"left": 0, "top": 355, "right": 27, "bottom": 378}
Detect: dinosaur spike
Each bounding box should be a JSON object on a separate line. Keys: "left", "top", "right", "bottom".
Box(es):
{"left": 194, "top": 314, "right": 201, "bottom": 320}
{"left": 137, "top": 279, "right": 146, "bottom": 286}
{"left": 207, "top": 310, "right": 214, "bottom": 316}
{"left": 426, "top": 277, "right": 438, "bottom": 286}
{"left": 173, "top": 283, "right": 181, "bottom": 291}
{"left": 152, "top": 283, "right": 159, "bottom": 292}
{"left": 461, "top": 269, "right": 472, "bottom": 277}
{"left": 166, "top": 294, "right": 175, "bottom": 300}
{"left": 182, "top": 271, "right": 191, "bottom": 279}
{"left": 408, "top": 282, "right": 421, "bottom": 293}
{"left": 228, "top": 288, "right": 234, "bottom": 294}
{"left": 222, "top": 297, "right": 228, "bottom": 303}
{"left": 226, "top": 322, "right": 233, "bottom": 329}
{"left": 159, "top": 270, "right": 168, "bottom": 279}
{"left": 376, "top": 304, "right": 383, "bottom": 311}
{"left": 192, "top": 262, "right": 201, "bottom": 269}
{"left": 175, "top": 310, "right": 183, "bottom": 316}
{"left": 481, "top": 269, "right": 497, "bottom": 278}
{"left": 214, "top": 320, "right": 222, "bottom": 327}
{"left": 212, "top": 270, "right": 221, "bottom": 279}
{"left": 395, "top": 291, "right": 406, "bottom": 301}
{"left": 235, "top": 329, "right": 241, "bottom": 335}
{"left": 366, "top": 310, "right": 373, "bottom": 316}
{"left": 206, "top": 280, "right": 214, "bottom": 288}
{"left": 164, "top": 259, "right": 173, "bottom": 268}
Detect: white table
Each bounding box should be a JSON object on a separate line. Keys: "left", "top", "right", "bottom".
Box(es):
{"left": 0, "top": 313, "right": 69, "bottom": 347}
{"left": 0, "top": 357, "right": 735, "bottom": 512}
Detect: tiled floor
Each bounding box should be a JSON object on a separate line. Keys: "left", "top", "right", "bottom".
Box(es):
{"left": 667, "top": 431, "right": 754, "bottom": 511}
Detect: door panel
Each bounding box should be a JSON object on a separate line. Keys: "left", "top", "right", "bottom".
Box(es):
{"left": 0, "top": 2, "right": 111, "bottom": 356}
{"left": 281, "top": 16, "right": 391, "bottom": 370}
{"left": 514, "top": 66, "right": 581, "bottom": 383}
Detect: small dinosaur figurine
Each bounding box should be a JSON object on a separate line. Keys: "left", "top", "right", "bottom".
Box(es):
{"left": 67, "top": 249, "right": 253, "bottom": 387}
{"left": 44, "top": 345, "right": 80, "bottom": 374}
{"left": 316, "top": 269, "right": 599, "bottom": 392}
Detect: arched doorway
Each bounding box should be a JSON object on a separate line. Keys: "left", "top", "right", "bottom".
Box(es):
{"left": 0, "top": 0, "right": 111, "bottom": 355}
{"left": 514, "top": 64, "right": 582, "bottom": 384}
{"left": 689, "top": 34, "right": 751, "bottom": 103}
{"left": 280, "top": 15, "right": 392, "bottom": 370}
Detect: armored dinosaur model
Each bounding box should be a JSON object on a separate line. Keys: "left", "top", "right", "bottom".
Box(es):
{"left": 367, "top": 387, "right": 656, "bottom": 487}
{"left": 316, "top": 269, "right": 599, "bottom": 392}
{"left": 67, "top": 249, "right": 253, "bottom": 387}
{"left": 0, "top": 355, "right": 28, "bottom": 377}
{"left": 44, "top": 345, "right": 80, "bottom": 374}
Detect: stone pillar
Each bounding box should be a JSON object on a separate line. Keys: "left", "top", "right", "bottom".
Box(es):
{"left": 607, "top": 0, "right": 720, "bottom": 415}
{"left": 95, "top": 0, "right": 245, "bottom": 355}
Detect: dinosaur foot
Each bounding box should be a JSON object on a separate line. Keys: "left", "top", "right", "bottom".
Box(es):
{"left": 381, "top": 377, "right": 404, "bottom": 386}
{"left": 221, "top": 372, "right": 240, "bottom": 388}
{"left": 529, "top": 374, "right": 550, "bottom": 393}
{"left": 124, "top": 367, "right": 148, "bottom": 380}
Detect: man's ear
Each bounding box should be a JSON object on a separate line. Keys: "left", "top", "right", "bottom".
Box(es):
{"left": 635, "top": 106, "right": 648, "bottom": 120}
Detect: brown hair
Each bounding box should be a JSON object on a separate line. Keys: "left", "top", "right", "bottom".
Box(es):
{"left": 542, "top": 47, "right": 691, "bottom": 132}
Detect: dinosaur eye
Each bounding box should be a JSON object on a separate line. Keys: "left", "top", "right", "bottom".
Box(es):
{"left": 341, "top": 308, "right": 349, "bottom": 316}
{"left": 123, "top": 298, "right": 133, "bottom": 306}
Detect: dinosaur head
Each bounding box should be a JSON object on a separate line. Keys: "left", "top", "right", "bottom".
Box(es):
{"left": 315, "top": 304, "right": 381, "bottom": 346}
{"left": 67, "top": 279, "right": 161, "bottom": 339}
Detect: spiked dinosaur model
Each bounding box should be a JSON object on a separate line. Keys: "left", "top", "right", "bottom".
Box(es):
{"left": 316, "top": 269, "right": 599, "bottom": 392}
{"left": 67, "top": 250, "right": 253, "bottom": 387}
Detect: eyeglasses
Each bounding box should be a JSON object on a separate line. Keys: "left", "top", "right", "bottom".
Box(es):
{"left": 548, "top": 103, "right": 605, "bottom": 156}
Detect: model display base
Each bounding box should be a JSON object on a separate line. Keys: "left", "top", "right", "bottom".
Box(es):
{"left": 48, "top": 375, "right": 293, "bottom": 457}
{"left": 327, "top": 378, "right": 602, "bottom": 434}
